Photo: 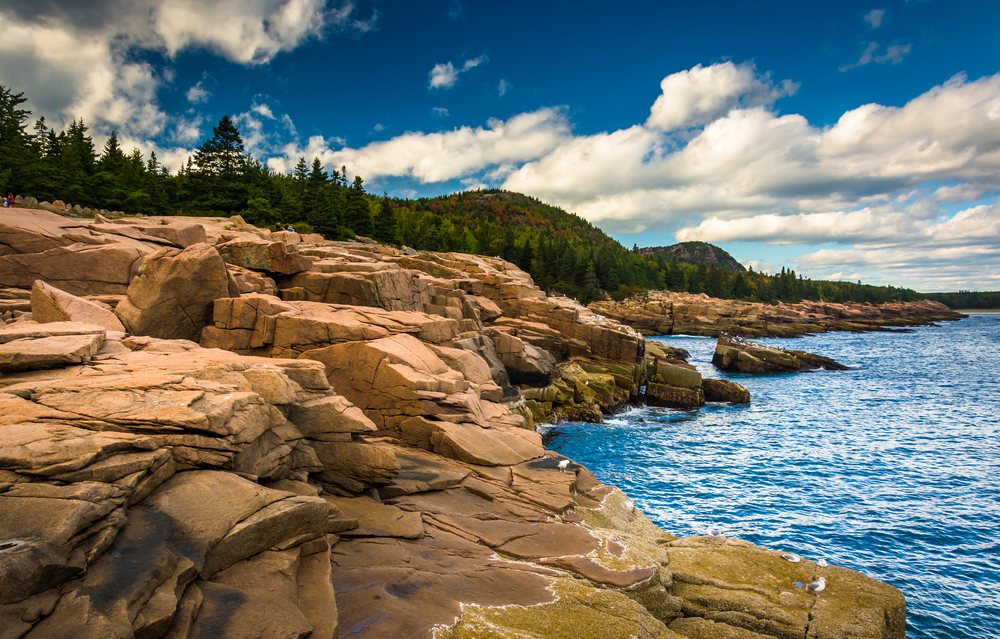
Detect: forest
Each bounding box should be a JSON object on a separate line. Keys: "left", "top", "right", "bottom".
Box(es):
{"left": 2, "top": 84, "right": 995, "bottom": 309}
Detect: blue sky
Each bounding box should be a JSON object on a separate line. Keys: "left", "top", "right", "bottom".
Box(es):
{"left": 1, "top": 0, "right": 999, "bottom": 291}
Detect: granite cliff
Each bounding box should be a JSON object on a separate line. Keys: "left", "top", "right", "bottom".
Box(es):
{"left": 0, "top": 207, "right": 905, "bottom": 639}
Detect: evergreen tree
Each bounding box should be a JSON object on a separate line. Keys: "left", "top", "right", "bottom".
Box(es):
{"left": 0, "top": 85, "right": 32, "bottom": 194}
{"left": 191, "top": 115, "right": 249, "bottom": 213}
{"left": 374, "top": 193, "right": 400, "bottom": 245}
{"left": 344, "top": 174, "right": 373, "bottom": 237}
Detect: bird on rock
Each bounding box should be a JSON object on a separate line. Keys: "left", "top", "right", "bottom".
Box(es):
{"left": 781, "top": 553, "right": 802, "bottom": 563}
{"left": 806, "top": 577, "right": 826, "bottom": 595}
{"left": 817, "top": 558, "right": 829, "bottom": 567}
{"left": 558, "top": 459, "right": 570, "bottom": 472}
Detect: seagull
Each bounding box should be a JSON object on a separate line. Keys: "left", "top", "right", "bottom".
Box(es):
{"left": 817, "top": 558, "right": 829, "bottom": 567}
{"left": 558, "top": 459, "right": 570, "bottom": 472}
{"left": 781, "top": 553, "right": 802, "bottom": 563}
{"left": 706, "top": 527, "right": 726, "bottom": 541}
{"left": 805, "top": 577, "right": 826, "bottom": 595}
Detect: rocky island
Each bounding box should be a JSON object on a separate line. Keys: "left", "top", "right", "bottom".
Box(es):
{"left": 1, "top": 207, "right": 905, "bottom": 638}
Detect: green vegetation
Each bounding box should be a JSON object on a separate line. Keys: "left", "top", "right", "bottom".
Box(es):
{"left": 637, "top": 242, "right": 746, "bottom": 273}
{"left": 390, "top": 190, "right": 926, "bottom": 306}
{"left": 923, "top": 291, "right": 1000, "bottom": 310}
{"left": 0, "top": 86, "right": 364, "bottom": 239}
{"left": 3, "top": 84, "right": 993, "bottom": 308}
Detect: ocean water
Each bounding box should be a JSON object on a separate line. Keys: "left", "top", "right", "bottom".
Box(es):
{"left": 543, "top": 313, "right": 1000, "bottom": 638}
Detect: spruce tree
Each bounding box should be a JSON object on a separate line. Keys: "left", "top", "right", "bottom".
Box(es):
{"left": 344, "top": 175, "right": 373, "bottom": 237}
{"left": 191, "top": 115, "right": 249, "bottom": 213}
{"left": 374, "top": 193, "right": 400, "bottom": 245}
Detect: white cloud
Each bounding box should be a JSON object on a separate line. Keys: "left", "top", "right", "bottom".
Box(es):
{"left": 428, "top": 54, "right": 488, "bottom": 90}
{"left": 251, "top": 103, "right": 275, "bottom": 119}
{"left": 498, "top": 78, "right": 509, "bottom": 96}
{"left": 432, "top": 107, "right": 450, "bottom": 117}
{"left": 463, "top": 55, "right": 487, "bottom": 71}
{"left": 0, "top": 0, "right": 375, "bottom": 163}
{"left": 864, "top": 9, "right": 885, "bottom": 28}
{"left": 186, "top": 81, "right": 210, "bottom": 104}
{"left": 269, "top": 107, "right": 571, "bottom": 182}
{"left": 373, "top": 123, "right": 386, "bottom": 131}
{"left": 645, "top": 61, "right": 797, "bottom": 132}
{"left": 151, "top": 0, "right": 365, "bottom": 65}
{"left": 429, "top": 62, "right": 459, "bottom": 89}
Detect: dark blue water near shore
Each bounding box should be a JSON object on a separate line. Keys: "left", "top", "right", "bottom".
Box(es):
{"left": 543, "top": 313, "right": 1000, "bottom": 638}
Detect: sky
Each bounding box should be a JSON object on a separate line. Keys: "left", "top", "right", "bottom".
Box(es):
{"left": 1, "top": 0, "right": 998, "bottom": 292}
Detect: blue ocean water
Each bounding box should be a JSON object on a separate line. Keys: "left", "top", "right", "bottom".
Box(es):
{"left": 543, "top": 313, "right": 1000, "bottom": 638}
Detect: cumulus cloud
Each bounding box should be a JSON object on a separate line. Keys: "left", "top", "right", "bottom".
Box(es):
{"left": 864, "top": 9, "right": 886, "bottom": 28}
{"left": 428, "top": 54, "right": 488, "bottom": 90}
{"left": 0, "top": 0, "right": 375, "bottom": 168}
{"left": 645, "top": 62, "right": 798, "bottom": 132}
{"left": 269, "top": 107, "right": 571, "bottom": 182}
{"left": 491, "top": 69, "right": 1000, "bottom": 244}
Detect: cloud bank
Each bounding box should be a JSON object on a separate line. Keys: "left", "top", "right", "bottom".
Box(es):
{"left": 0, "top": 0, "right": 375, "bottom": 167}
{"left": 302, "top": 63, "right": 1000, "bottom": 289}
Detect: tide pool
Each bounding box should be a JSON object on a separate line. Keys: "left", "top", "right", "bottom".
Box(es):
{"left": 544, "top": 314, "right": 1000, "bottom": 638}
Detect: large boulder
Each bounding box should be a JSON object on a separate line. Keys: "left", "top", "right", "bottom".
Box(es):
{"left": 115, "top": 243, "right": 240, "bottom": 341}
{"left": 30, "top": 280, "right": 125, "bottom": 332}
{"left": 217, "top": 238, "right": 313, "bottom": 274}
{"left": 702, "top": 378, "right": 751, "bottom": 403}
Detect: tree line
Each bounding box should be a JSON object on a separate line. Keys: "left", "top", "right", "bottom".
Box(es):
{"left": 0, "top": 85, "right": 395, "bottom": 242}
{"left": 2, "top": 84, "right": 994, "bottom": 308}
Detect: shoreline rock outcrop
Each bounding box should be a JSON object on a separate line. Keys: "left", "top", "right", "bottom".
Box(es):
{"left": 591, "top": 290, "right": 964, "bottom": 338}
{"left": 0, "top": 208, "right": 907, "bottom": 639}
{"left": 713, "top": 334, "right": 850, "bottom": 374}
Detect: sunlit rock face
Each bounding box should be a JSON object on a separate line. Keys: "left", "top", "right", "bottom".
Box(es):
{"left": 0, "top": 209, "right": 905, "bottom": 639}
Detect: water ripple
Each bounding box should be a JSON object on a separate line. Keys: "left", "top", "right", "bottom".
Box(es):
{"left": 544, "top": 314, "right": 1000, "bottom": 638}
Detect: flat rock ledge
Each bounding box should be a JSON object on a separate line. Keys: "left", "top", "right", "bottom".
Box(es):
{"left": 0, "top": 210, "right": 905, "bottom": 639}
{"left": 591, "top": 290, "right": 964, "bottom": 338}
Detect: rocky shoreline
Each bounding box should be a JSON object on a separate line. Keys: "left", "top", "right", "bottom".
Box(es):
{"left": 590, "top": 290, "right": 963, "bottom": 338}
{"left": 0, "top": 208, "right": 906, "bottom": 638}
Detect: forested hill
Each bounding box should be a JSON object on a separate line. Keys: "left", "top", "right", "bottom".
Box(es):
{"left": 390, "top": 190, "right": 923, "bottom": 306}
{"left": 636, "top": 242, "right": 746, "bottom": 273}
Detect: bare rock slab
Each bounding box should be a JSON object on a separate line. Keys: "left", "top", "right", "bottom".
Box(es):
{"left": 0, "top": 332, "right": 105, "bottom": 372}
